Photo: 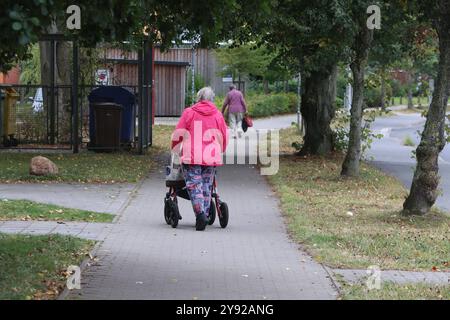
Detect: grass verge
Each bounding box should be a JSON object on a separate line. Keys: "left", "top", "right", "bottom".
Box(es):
{"left": 394, "top": 107, "right": 427, "bottom": 114}
{"left": 279, "top": 125, "right": 302, "bottom": 154}
{"left": 403, "top": 136, "right": 416, "bottom": 147}
{"left": 0, "top": 199, "right": 114, "bottom": 222}
{"left": 0, "top": 125, "right": 174, "bottom": 183}
{"left": 267, "top": 150, "right": 450, "bottom": 271}
{"left": 339, "top": 281, "right": 450, "bottom": 300}
{"left": 0, "top": 233, "right": 93, "bottom": 300}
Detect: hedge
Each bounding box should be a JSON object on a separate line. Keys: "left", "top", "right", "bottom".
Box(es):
{"left": 214, "top": 92, "right": 298, "bottom": 118}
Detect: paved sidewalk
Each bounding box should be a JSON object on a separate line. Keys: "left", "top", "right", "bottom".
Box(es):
{"left": 0, "top": 183, "right": 135, "bottom": 214}
{"left": 68, "top": 165, "right": 338, "bottom": 300}
{"left": 0, "top": 220, "right": 112, "bottom": 240}
{"left": 253, "top": 114, "right": 298, "bottom": 130}
{"left": 332, "top": 268, "right": 450, "bottom": 286}
{"left": 155, "top": 114, "right": 299, "bottom": 130}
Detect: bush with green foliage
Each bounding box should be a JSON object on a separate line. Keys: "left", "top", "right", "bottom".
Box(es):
{"left": 333, "top": 109, "right": 384, "bottom": 158}
{"left": 217, "top": 92, "right": 298, "bottom": 118}
{"left": 185, "top": 70, "right": 206, "bottom": 106}
{"left": 336, "top": 96, "right": 344, "bottom": 109}
{"left": 247, "top": 93, "right": 297, "bottom": 117}
{"left": 390, "top": 79, "right": 408, "bottom": 98}
{"left": 364, "top": 86, "right": 392, "bottom": 108}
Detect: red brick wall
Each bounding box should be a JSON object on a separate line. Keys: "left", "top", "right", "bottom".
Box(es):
{"left": 0, "top": 66, "right": 20, "bottom": 84}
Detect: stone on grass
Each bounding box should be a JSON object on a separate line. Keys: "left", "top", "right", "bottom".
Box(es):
{"left": 30, "top": 156, "right": 59, "bottom": 176}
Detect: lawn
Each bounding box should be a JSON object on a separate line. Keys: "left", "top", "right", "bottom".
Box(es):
{"left": 0, "top": 233, "right": 93, "bottom": 300}
{"left": 279, "top": 125, "right": 302, "bottom": 154}
{"left": 267, "top": 132, "right": 450, "bottom": 271}
{"left": 339, "top": 282, "right": 450, "bottom": 300}
{"left": 391, "top": 96, "right": 429, "bottom": 107}
{"left": 0, "top": 125, "right": 174, "bottom": 183}
{"left": 391, "top": 96, "right": 450, "bottom": 110}
{"left": 0, "top": 199, "right": 114, "bottom": 222}
{"left": 394, "top": 107, "right": 427, "bottom": 114}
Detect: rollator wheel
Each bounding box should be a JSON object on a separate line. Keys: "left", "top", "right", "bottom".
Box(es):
{"left": 219, "top": 202, "right": 229, "bottom": 229}
{"left": 164, "top": 198, "right": 179, "bottom": 228}
{"left": 164, "top": 198, "right": 171, "bottom": 225}
{"left": 208, "top": 200, "right": 216, "bottom": 225}
{"left": 169, "top": 200, "right": 180, "bottom": 228}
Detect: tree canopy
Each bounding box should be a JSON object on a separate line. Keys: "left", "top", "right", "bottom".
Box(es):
{"left": 0, "top": 0, "right": 272, "bottom": 71}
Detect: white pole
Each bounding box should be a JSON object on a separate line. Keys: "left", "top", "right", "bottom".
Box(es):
{"left": 345, "top": 66, "right": 353, "bottom": 110}
{"left": 429, "top": 78, "right": 434, "bottom": 105}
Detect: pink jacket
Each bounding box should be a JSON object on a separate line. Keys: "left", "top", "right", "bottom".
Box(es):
{"left": 171, "top": 100, "right": 229, "bottom": 166}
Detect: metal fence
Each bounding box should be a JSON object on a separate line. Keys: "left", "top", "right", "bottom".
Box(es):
{"left": 0, "top": 84, "right": 73, "bottom": 149}
{"left": 1, "top": 38, "right": 153, "bottom": 153}
{"left": 0, "top": 84, "right": 140, "bottom": 151}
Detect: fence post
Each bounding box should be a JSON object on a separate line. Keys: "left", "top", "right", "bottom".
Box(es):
{"left": 143, "top": 40, "right": 153, "bottom": 147}
{"left": 72, "top": 41, "right": 79, "bottom": 153}
{"left": 49, "top": 39, "right": 56, "bottom": 145}
{"left": 138, "top": 44, "right": 144, "bottom": 155}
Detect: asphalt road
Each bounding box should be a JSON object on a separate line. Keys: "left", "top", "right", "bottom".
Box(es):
{"left": 367, "top": 112, "right": 450, "bottom": 212}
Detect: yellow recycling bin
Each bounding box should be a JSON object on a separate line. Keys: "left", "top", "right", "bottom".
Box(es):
{"left": 1, "top": 87, "right": 19, "bottom": 146}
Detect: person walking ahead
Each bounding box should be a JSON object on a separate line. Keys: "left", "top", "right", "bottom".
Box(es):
{"left": 222, "top": 84, "right": 247, "bottom": 138}
{"left": 171, "top": 87, "right": 228, "bottom": 231}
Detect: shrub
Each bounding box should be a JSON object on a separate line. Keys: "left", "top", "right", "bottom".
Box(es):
{"left": 336, "top": 96, "right": 344, "bottom": 109}
{"left": 185, "top": 71, "right": 206, "bottom": 106}
{"left": 333, "top": 109, "right": 384, "bottom": 159}
{"left": 364, "top": 85, "right": 393, "bottom": 109}
{"left": 247, "top": 93, "right": 298, "bottom": 118}
{"left": 403, "top": 135, "right": 415, "bottom": 147}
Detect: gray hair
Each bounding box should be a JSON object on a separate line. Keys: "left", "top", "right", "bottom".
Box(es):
{"left": 229, "top": 84, "right": 236, "bottom": 90}
{"left": 197, "top": 86, "right": 215, "bottom": 102}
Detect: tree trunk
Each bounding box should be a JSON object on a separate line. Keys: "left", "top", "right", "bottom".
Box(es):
{"left": 403, "top": 6, "right": 450, "bottom": 215}
{"left": 39, "top": 24, "right": 72, "bottom": 144}
{"left": 297, "top": 65, "right": 337, "bottom": 156}
{"left": 341, "top": 25, "right": 373, "bottom": 177}
{"left": 263, "top": 79, "right": 269, "bottom": 94}
{"left": 407, "top": 74, "right": 414, "bottom": 109}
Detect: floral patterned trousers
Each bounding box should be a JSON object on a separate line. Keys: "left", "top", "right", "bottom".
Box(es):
{"left": 183, "top": 164, "right": 216, "bottom": 217}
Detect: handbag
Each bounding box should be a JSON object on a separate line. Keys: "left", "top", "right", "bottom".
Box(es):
{"left": 165, "top": 153, "right": 185, "bottom": 187}
{"left": 241, "top": 114, "right": 253, "bottom": 132}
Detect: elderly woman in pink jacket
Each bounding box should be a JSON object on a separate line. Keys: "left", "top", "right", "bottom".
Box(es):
{"left": 171, "top": 87, "right": 228, "bottom": 231}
